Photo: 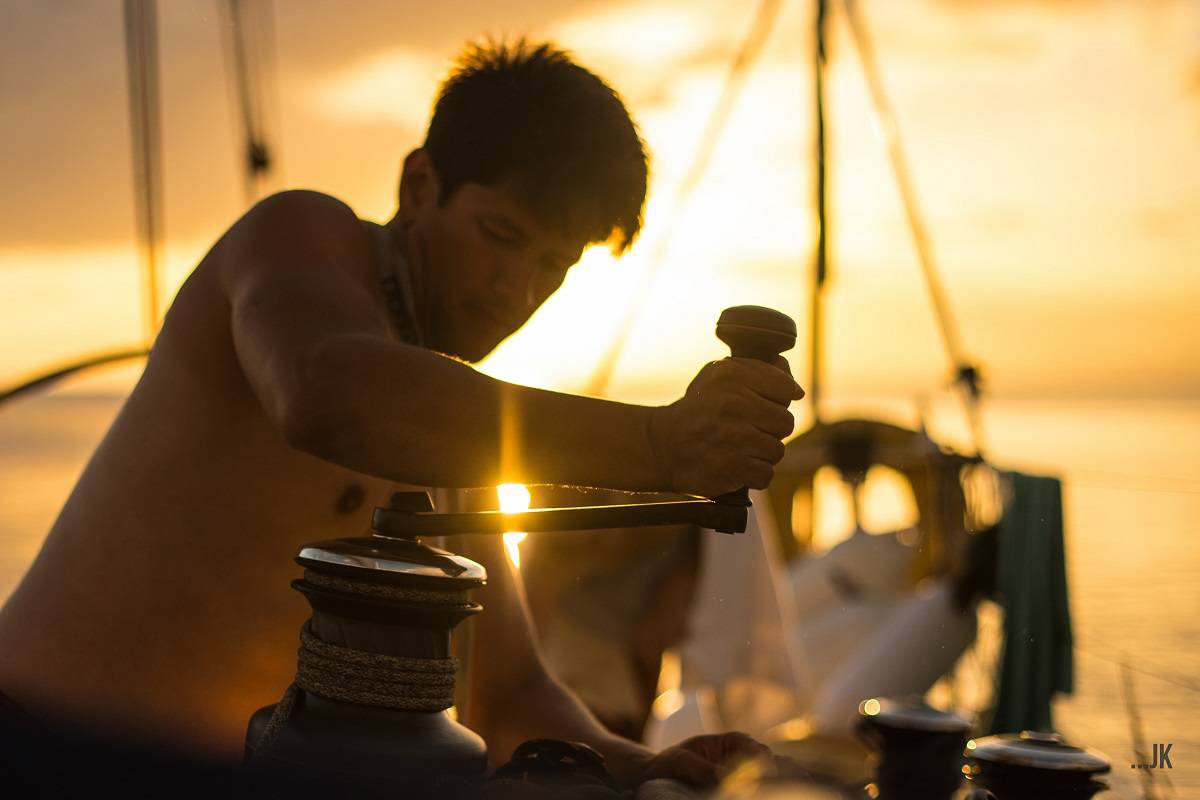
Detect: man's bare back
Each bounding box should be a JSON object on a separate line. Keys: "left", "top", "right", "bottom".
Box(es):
{"left": 0, "top": 195, "right": 395, "bottom": 754}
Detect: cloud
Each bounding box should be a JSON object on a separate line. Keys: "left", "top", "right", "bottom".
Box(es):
{"left": 309, "top": 48, "right": 448, "bottom": 130}
{"left": 547, "top": 1, "right": 721, "bottom": 66}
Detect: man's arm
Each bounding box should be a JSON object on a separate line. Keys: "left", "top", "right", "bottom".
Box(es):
{"left": 219, "top": 190, "right": 801, "bottom": 496}
{"left": 458, "top": 534, "right": 768, "bottom": 789}
{"left": 219, "top": 190, "right": 795, "bottom": 786}
{"left": 220, "top": 190, "right": 663, "bottom": 491}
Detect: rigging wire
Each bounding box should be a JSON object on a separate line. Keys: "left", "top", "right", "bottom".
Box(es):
{"left": 217, "top": 0, "right": 276, "bottom": 204}
{"left": 256, "top": 0, "right": 282, "bottom": 177}
{"left": 248, "top": 0, "right": 280, "bottom": 190}
{"left": 582, "top": 0, "right": 785, "bottom": 397}
{"left": 836, "top": 0, "right": 986, "bottom": 455}
{"left": 0, "top": 351, "right": 148, "bottom": 407}
{"left": 0, "top": 1, "right": 161, "bottom": 409}
{"left": 1, "top": 1, "right": 284, "bottom": 410}
{"left": 1119, "top": 661, "right": 1165, "bottom": 797}
{"left": 809, "top": 0, "right": 830, "bottom": 421}
{"left": 122, "top": 0, "right": 165, "bottom": 347}
{"left": 1074, "top": 642, "right": 1200, "bottom": 697}
{"left": 2, "top": 2, "right": 168, "bottom": 408}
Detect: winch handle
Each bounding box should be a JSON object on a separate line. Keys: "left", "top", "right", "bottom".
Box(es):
{"left": 713, "top": 305, "right": 798, "bottom": 507}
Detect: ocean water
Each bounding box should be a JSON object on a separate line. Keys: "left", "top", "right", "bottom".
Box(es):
{"left": 0, "top": 367, "right": 1196, "bottom": 798}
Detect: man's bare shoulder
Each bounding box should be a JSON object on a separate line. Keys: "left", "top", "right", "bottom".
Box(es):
{"left": 240, "top": 188, "right": 359, "bottom": 229}
{"left": 213, "top": 189, "right": 376, "bottom": 293}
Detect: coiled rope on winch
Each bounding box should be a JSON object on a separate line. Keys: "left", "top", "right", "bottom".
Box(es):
{"left": 253, "top": 623, "right": 459, "bottom": 756}
{"left": 293, "top": 623, "right": 458, "bottom": 711}
{"left": 251, "top": 571, "right": 469, "bottom": 756}
{"left": 302, "top": 569, "right": 469, "bottom": 606}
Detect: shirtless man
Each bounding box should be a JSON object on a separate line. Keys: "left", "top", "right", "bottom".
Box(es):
{"left": 0, "top": 41, "right": 801, "bottom": 788}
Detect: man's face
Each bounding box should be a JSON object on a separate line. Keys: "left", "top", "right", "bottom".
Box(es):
{"left": 407, "top": 177, "right": 589, "bottom": 362}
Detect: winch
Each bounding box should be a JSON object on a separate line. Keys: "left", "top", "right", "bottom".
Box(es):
{"left": 856, "top": 696, "right": 971, "bottom": 800}
{"left": 963, "top": 730, "right": 1111, "bottom": 799}
{"left": 855, "top": 697, "right": 1112, "bottom": 800}
{"left": 243, "top": 305, "right": 797, "bottom": 791}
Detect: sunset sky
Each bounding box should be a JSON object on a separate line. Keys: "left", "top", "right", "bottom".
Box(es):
{"left": 2, "top": 0, "right": 1198, "bottom": 408}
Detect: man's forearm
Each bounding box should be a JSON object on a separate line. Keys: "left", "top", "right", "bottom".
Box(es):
{"left": 454, "top": 535, "right": 649, "bottom": 782}
{"left": 286, "top": 333, "right": 665, "bottom": 491}
{"left": 473, "top": 669, "right": 652, "bottom": 785}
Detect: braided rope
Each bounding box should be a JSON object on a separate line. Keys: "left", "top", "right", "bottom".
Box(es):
{"left": 302, "top": 570, "right": 468, "bottom": 605}
{"left": 295, "top": 623, "right": 457, "bottom": 711}
{"left": 249, "top": 621, "right": 459, "bottom": 758}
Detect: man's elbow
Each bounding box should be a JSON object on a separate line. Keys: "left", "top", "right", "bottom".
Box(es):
{"left": 279, "top": 394, "right": 342, "bottom": 457}
{"left": 276, "top": 351, "right": 359, "bottom": 461}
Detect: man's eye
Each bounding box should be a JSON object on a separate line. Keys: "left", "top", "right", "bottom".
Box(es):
{"left": 480, "top": 221, "right": 519, "bottom": 245}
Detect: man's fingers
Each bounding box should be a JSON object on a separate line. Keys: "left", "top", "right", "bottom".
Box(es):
{"left": 644, "top": 747, "right": 721, "bottom": 788}
{"left": 743, "top": 430, "right": 786, "bottom": 466}
{"left": 671, "top": 357, "right": 802, "bottom": 498}
{"left": 674, "top": 732, "right": 772, "bottom": 773}
{"left": 733, "top": 359, "right": 805, "bottom": 404}
{"left": 745, "top": 395, "right": 795, "bottom": 440}
{"left": 744, "top": 457, "right": 775, "bottom": 490}
{"left": 641, "top": 733, "right": 776, "bottom": 790}
{"left": 715, "top": 731, "right": 772, "bottom": 759}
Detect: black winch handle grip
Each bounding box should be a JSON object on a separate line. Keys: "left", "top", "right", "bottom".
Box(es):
{"left": 712, "top": 305, "right": 798, "bottom": 507}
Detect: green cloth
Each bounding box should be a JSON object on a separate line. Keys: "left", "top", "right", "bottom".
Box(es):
{"left": 988, "top": 471, "right": 1074, "bottom": 734}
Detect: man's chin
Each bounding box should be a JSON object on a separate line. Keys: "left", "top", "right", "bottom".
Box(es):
{"left": 438, "top": 334, "right": 503, "bottom": 364}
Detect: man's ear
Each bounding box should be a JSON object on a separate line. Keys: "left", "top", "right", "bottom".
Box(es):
{"left": 397, "top": 148, "right": 441, "bottom": 221}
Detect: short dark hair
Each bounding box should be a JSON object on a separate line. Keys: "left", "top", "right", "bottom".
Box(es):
{"left": 424, "top": 39, "right": 648, "bottom": 254}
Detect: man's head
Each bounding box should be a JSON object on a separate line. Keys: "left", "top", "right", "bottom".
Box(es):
{"left": 393, "top": 39, "right": 649, "bottom": 361}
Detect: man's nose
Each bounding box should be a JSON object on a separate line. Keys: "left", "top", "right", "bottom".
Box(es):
{"left": 489, "top": 260, "right": 539, "bottom": 310}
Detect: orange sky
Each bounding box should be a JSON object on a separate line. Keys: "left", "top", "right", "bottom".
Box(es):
{"left": 2, "top": 0, "right": 1198, "bottom": 405}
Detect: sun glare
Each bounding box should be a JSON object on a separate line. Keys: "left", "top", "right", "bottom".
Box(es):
{"left": 497, "top": 483, "right": 531, "bottom": 569}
